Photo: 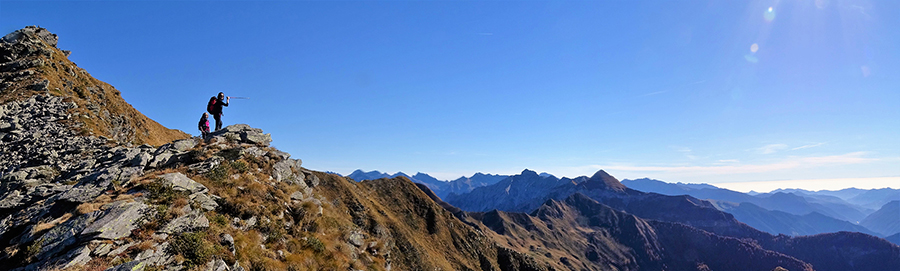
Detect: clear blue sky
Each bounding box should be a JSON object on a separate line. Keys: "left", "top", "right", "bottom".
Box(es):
{"left": 3, "top": 1, "right": 898, "bottom": 191}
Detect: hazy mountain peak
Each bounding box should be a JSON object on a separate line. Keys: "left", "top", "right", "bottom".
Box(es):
{"left": 520, "top": 169, "right": 539, "bottom": 176}
{"left": 583, "top": 169, "right": 627, "bottom": 191}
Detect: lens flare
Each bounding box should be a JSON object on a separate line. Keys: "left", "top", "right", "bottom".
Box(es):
{"left": 764, "top": 7, "right": 776, "bottom": 22}
{"left": 815, "top": 0, "right": 829, "bottom": 9}
{"left": 744, "top": 54, "right": 759, "bottom": 63}
{"left": 861, "top": 66, "right": 871, "bottom": 77}
{"left": 750, "top": 43, "right": 759, "bottom": 53}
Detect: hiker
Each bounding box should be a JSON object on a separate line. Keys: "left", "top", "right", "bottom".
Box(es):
{"left": 198, "top": 112, "right": 210, "bottom": 139}
{"left": 207, "top": 92, "right": 229, "bottom": 131}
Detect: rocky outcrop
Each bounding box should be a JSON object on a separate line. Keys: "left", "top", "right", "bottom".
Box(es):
{"left": 0, "top": 118, "right": 303, "bottom": 270}
{"left": 81, "top": 201, "right": 150, "bottom": 240}
{"left": 1, "top": 26, "right": 188, "bottom": 145}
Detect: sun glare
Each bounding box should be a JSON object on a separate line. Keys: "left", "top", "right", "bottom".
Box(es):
{"left": 764, "top": 6, "right": 776, "bottom": 22}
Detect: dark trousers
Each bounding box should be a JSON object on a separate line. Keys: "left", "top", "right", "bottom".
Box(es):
{"left": 214, "top": 113, "right": 223, "bottom": 131}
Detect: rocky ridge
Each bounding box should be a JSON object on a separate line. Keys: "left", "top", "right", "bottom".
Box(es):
{"left": 1, "top": 26, "right": 188, "bottom": 146}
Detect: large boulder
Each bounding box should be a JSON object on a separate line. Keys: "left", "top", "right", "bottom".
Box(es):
{"left": 158, "top": 172, "right": 207, "bottom": 194}
{"left": 34, "top": 211, "right": 103, "bottom": 261}
{"left": 159, "top": 210, "right": 209, "bottom": 234}
{"left": 272, "top": 159, "right": 304, "bottom": 185}
{"left": 1, "top": 26, "right": 58, "bottom": 47}
{"left": 59, "top": 167, "right": 142, "bottom": 203}
{"left": 210, "top": 124, "right": 272, "bottom": 146}
{"left": 190, "top": 192, "right": 219, "bottom": 211}
{"left": 81, "top": 201, "right": 150, "bottom": 240}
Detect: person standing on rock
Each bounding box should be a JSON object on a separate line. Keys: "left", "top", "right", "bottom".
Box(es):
{"left": 198, "top": 112, "right": 210, "bottom": 139}
{"left": 206, "top": 92, "right": 229, "bottom": 131}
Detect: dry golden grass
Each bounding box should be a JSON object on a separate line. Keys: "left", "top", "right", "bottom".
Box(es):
{"left": 2, "top": 31, "right": 189, "bottom": 146}
{"left": 76, "top": 203, "right": 100, "bottom": 215}
{"left": 112, "top": 193, "right": 135, "bottom": 202}
{"left": 31, "top": 213, "right": 74, "bottom": 234}
{"left": 172, "top": 197, "right": 189, "bottom": 209}
{"left": 134, "top": 240, "right": 155, "bottom": 253}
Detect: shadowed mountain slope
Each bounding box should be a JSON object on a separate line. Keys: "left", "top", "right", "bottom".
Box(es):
{"left": 445, "top": 192, "right": 814, "bottom": 271}
{"left": 445, "top": 169, "right": 900, "bottom": 271}
{"left": 623, "top": 178, "right": 869, "bottom": 222}
{"left": 848, "top": 189, "right": 900, "bottom": 211}
{"left": 861, "top": 200, "right": 900, "bottom": 236}
{"left": 715, "top": 201, "right": 878, "bottom": 236}
{"left": 348, "top": 169, "right": 509, "bottom": 198}
{"left": 887, "top": 233, "right": 900, "bottom": 245}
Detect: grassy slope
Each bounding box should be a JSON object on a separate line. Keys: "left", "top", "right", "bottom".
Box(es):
{"left": 1, "top": 28, "right": 188, "bottom": 146}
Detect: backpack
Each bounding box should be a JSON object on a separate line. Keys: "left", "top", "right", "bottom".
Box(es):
{"left": 207, "top": 97, "right": 217, "bottom": 114}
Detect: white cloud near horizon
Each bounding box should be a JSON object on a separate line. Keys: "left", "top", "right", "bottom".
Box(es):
{"left": 713, "top": 177, "right": 900, "bottom": 193}
{"left": 757, "top": 144, "right": 789, "bottom": 154}
{"left": 791, "top": 142, "right": 825, "bottom": 150}
{"left": 582, "top": 152, "right": 878, "bottom": 177}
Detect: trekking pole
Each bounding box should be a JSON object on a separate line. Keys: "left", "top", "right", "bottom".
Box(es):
{"left": 228, "top": 97, "right": 250, "bottom": 99}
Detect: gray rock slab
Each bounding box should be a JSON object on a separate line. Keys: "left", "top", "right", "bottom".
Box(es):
{"left": 190, "top": 192, "right": 219, "bottom": 211}
{"left": 290, "top": 191, "right": 304, "bottom": 201}
{"left": 205, "top": 259, "right": 229, "bottom": 271}
{"left": 107, "top": 241, "right": 137, "bottom": 257}
{"left": 158, "top": 172, "right": 207, "bottom": 193}
{"left": 0, "top": 190, "right": 26, "bottom": 209}
{"left": 34, "top": 211, "right": 102, "bottom": 260}
{"left": 348, "top": 231, "right": 366, "bottom": 247}
{"left": 172, "top": 138, "right": 199, "bottom": 152}
{"left": 241, "top": 131, "right": 271, "bottom": 146}
{"left": 82, "top": 201, "right": 150, "bottom": 240}
{"left": 93, "top": 242, "right": 113, "bottom": 256}
{"left": 130, "top": 152, "right": 152, "bottom": 168}
{"left": 272, "top": 159, "right": 305, "bottom": 187}
{"left": 160, "top": 210, "right": 209, "bottom": 234}
{"left": 241, "top": 147, "right": 266, "bottom": 157}
{"left": 220, "top": 233, "right": 235, "bottom": 254}
{"left": 57, "top": 184, "right": 106, "bottom": 203}
{"left": 134, "top": 242, "right": 170, "bottom": 266}
{"left": 59, "top": 244, "right": 92, "bottom": 269}
{"left": 148, "top": 152, "right": 173, "bottom": 168}
{"left": 105, "top": 261, "right": 147, "bottom": 271}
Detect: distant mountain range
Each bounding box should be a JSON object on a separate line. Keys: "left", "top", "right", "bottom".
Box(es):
{"left": 770, "top": 188, "right": 900, "bottom": 211}
{"left": 624, "top": 178, "right": 871, "bottom": 222}
{"left": 350, "top": 168, "right": 900, "bottom": 246}
{"left": 861, "top": 200, "right": 900, "bottom": 237}
{"left": 346, "top": 169, "right": 512, "bottom": 199}
{"left": 888, "top": 233, "right": 900, "bottom": 245}
{"left": 436, "top": 169, "right": 900, "bottom": 271}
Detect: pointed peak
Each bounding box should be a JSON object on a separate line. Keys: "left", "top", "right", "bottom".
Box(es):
{"left": 520, "top": 169, "right": 538, "bottom": 176}
{"left": 590, "top": 170, "right": 614, "bottom": 180}
{"left": 2, "top": 26, "right": 59, "bottom": 48}
{"left": 582, "top": 170, "right": 627, "bottom": 192}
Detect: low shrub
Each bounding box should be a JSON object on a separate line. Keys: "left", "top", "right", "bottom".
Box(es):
{"left": 168, "top": 231, "right": 217, "bottom": 268}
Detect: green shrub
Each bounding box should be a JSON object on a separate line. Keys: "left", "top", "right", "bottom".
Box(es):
{"left": 168, "top": 231, "right": 217, "bottom": 268}
{"left": 305, "top": 236, "right": 325, "bottom": 253}
{"left": 209, "top": 213, "right": 228, "bottom": 226}
{"left": 25, "top": 238, "right": 44, "bottom": 258}
{"left": 231, "top": 160, "right": 249, "bottom": 174}
{"left": 145, "top": 180, "right": 180, "bottom": 205}
{"left": 258, "top": 219, "right": 287, "bottom": 245}
{"left": 218, "top": 148, "right": 242, "bottom": 161}
{"left": 206, "top": 162, "right": 231, "bottom": 183}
